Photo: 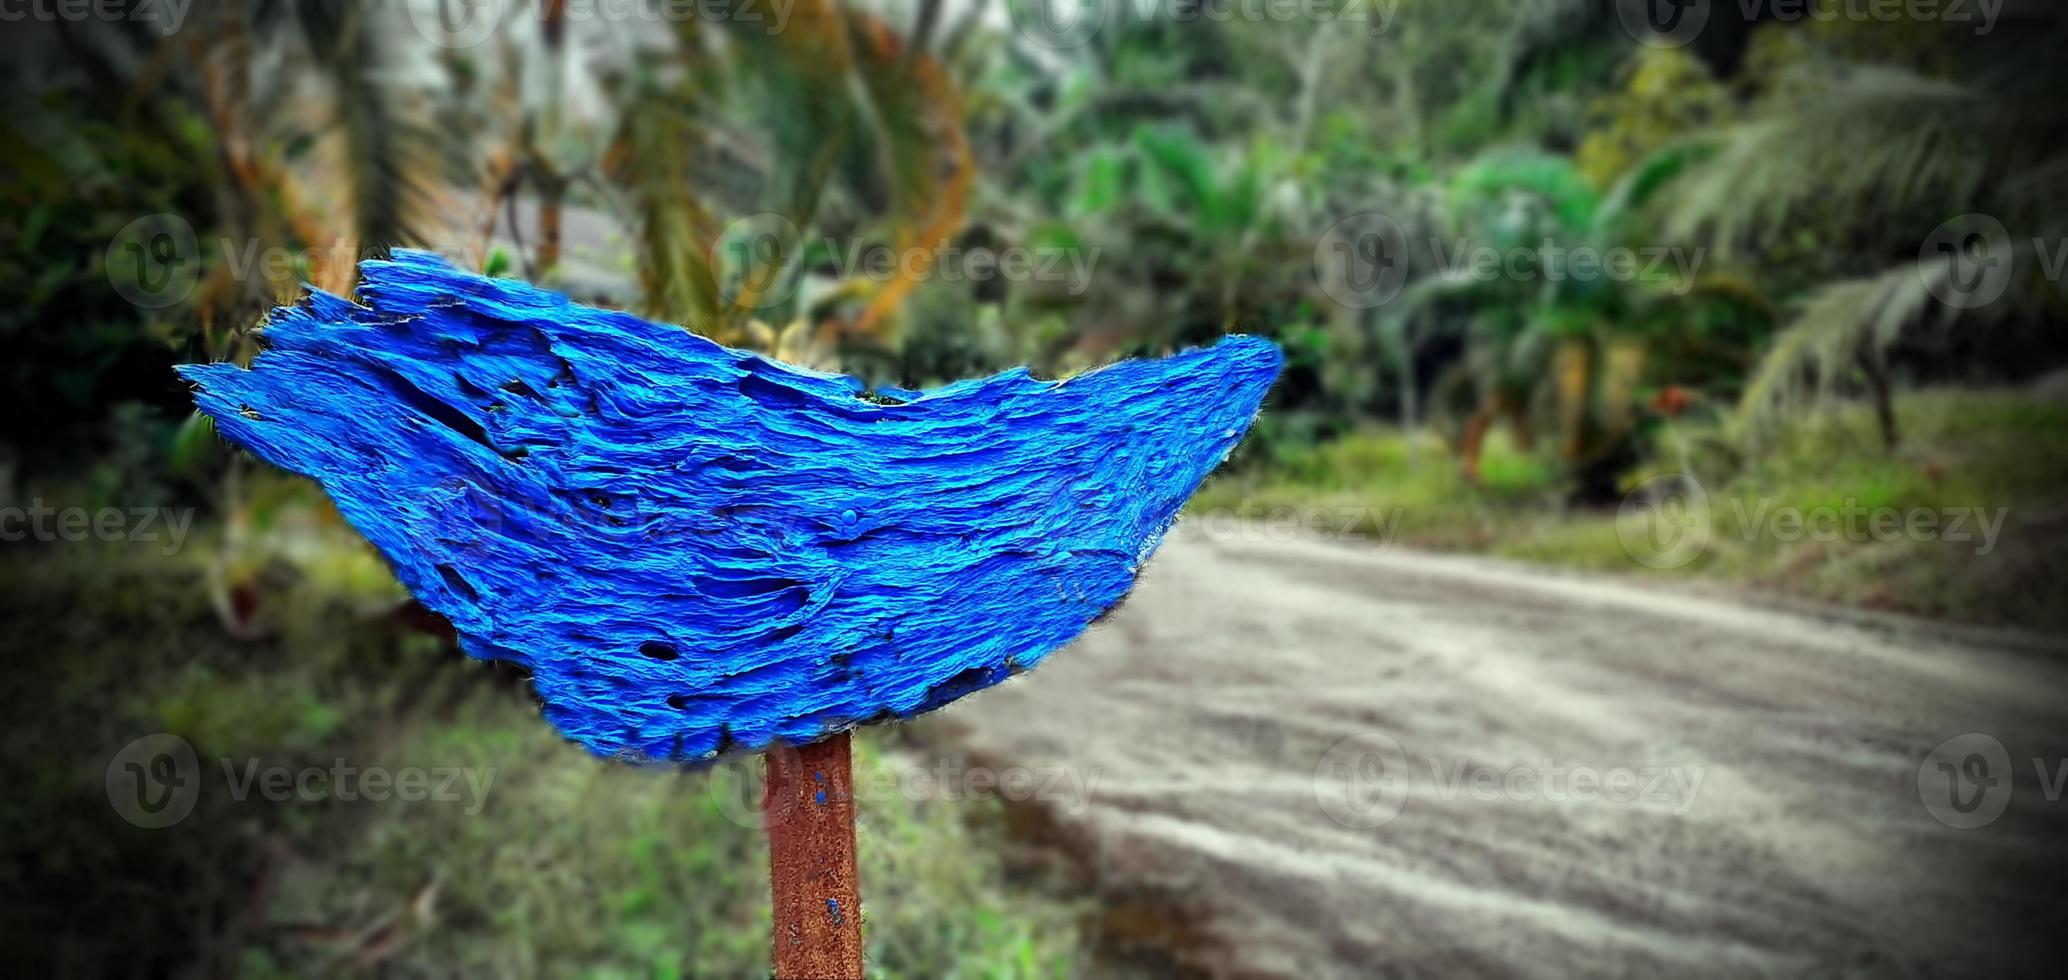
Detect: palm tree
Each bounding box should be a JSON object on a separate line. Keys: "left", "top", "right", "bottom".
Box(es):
{"left": 1382, "top": 148, "right": 1765, "bottom": 495}
{"left": 1654, "top": 1, "right": 2068, "bottom": 449}
{"left": 601, "top": 0, "right": 974, "bottom": 347}
{"left": 31, "top": 0, "right": 975, "bottom": 633}
{"left": 69, "top": 0, "right": 973, "bottom": 361}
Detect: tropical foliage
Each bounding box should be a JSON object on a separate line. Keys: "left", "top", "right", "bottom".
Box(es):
{"left": 7, "top": 3, "right": 2068, "bottom": 973}
{"left": 5, "top": 0, "right": 2064, "bottom": 508}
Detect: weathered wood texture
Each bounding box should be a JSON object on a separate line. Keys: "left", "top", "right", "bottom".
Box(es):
{"left": 179, "top": 250, "right": 1281, "bottom": 762}
{"left": 765, "top": 732, "right": 863, "bottom": 979}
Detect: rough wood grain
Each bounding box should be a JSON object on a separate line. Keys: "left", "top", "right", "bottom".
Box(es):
{"left": 177, "top": 250, "right": 1281, "bottom": 762}
{"left": 765, "top": 732, "right": 862, "bottom": 979}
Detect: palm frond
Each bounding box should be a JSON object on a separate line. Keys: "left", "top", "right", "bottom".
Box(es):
{"left": 1591, "top": 140, "right": 1715, "bottom": 237}
{"left": 296, "top": 0, "right": 443, "bottom": 287}
{"left": 1449, "top": 150, "right": 1599, "bottom": 236}
{"left": 845, "top": 10, "right": 972, "bottom": 335}
{"left": 1665, "top": 65, "right": 2061, "bottom": 252}
{"left": 616, "top": 88, "right": 723, "bottom": 331}
{"left": 726, "top": 0, "right": 857, "bottom": 224}
{"left": 1732, "top": 251, "right": 2047, "bottom": 443}
{"left": 1135, "top": 127, "right": 1225, "bottom": 227}
{"left": 1388, "top": 266, "right": 1523, "bottom": 322}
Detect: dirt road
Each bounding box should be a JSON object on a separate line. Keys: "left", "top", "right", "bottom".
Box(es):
{"left": 918, "top": 523, "right": 2068, "bottom": 978}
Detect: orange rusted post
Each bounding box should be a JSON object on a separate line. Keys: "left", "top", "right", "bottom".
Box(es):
{"left": 764, "top": 732, "right": 863, "bottom": 979}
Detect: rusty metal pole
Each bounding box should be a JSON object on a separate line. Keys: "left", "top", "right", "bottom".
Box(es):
{"left": 765, "top": 731, "right": 863, "bottom": 979}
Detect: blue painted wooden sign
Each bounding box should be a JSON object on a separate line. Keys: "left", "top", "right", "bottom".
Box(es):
{"left": 180, "top": 250, "right": 1281, "bottom": 763}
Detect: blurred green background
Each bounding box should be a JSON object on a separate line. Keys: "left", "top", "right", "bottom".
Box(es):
{"left": 3, "top": 0, "right": 2067, "bottom": 976}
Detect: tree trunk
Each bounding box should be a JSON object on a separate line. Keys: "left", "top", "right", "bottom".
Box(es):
{"left": 1862, "top": 352, "right": 1899, "bottom": 452}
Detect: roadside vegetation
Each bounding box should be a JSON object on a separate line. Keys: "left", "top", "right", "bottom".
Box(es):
{"left": 1199, "top": 387, "right": 2068, "bottom": 631}
{"left": 5, "top": 0, "right": 2068, "bottom": 973}
{"left": 0, "top": 540, "right": 1083, "bottom": 977}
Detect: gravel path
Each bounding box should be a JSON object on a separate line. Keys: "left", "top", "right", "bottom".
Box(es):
{"left": 920, "top": 524, "right": 2068, "bottom": 978}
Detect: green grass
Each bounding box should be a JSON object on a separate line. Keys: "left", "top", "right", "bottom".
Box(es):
{"left": 1194, "top": 388, "right": 2068, "bottom": 631}
{"left": 0, "top": 539, "right": 1083, "bottom": 978}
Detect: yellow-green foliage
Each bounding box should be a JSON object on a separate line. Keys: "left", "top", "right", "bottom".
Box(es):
{"left": 1195, "top": 390, "right": 2068, "bottom": 631}
{"left": 1576, "top": 48, "right": 1731, "bottom": 188}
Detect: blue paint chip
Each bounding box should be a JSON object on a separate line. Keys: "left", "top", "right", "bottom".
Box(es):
{"left": 177, "top": 250, "right": 1282, "bottom": 764}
